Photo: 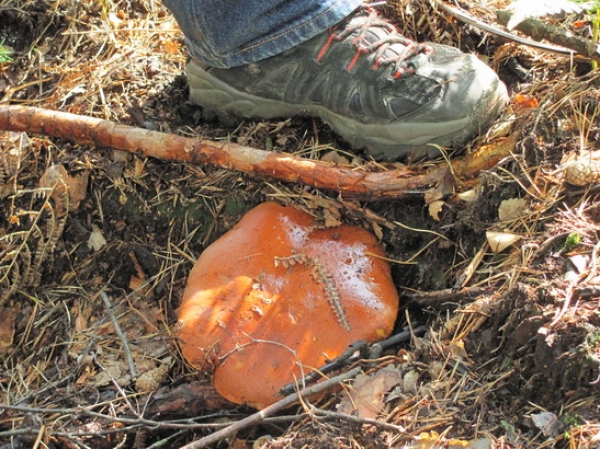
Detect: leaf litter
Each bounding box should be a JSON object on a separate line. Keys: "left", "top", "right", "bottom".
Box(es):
{"left": 1, "top": 0, "right": 600, "bottom": 447}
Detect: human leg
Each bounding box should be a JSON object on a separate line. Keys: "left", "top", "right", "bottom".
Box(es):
{"left": 162, "top": 0, "right": 362, "bottom": 68}
{"left": 165, "top": 1, "right": 509, "bottom": 160}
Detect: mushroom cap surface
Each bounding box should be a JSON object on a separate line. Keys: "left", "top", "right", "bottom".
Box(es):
{"left": 177, "top": 202, "right": 399, "bottom": 408}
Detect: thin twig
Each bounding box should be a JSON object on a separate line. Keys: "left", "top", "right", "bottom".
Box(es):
{"left": 280, "top": 341, "right": 368, "bottom": 396}
{"left": 280, "top": 326, "right": 427, "bottom": 396}
{"left": 280, "top": 326, "right": 428, "bottom": 396}
{"left": 377, "top": 325, "right": 428, "bottom": 349}
{"left": 0, "top": 404, "right": 234, "bottom": 430}
{"left": 180, "top": 367, "right": 362, "bottom": 449}
{"left": 404, "top": 286, "right": 491, "bottom": 307}
{"left": 14, "top": 373, "right": 75, "bottom": 406}
{"left": 31, "top": 425, "right": 46, "bottom": 449}
{"left": 99, "top": 290, "right": 138, "bottom": 380}
{"left": 311, "top": 407, "right": 407, "bottom": 433}
{"left": 550, "top": 278, "right": 578, "bottom": 327}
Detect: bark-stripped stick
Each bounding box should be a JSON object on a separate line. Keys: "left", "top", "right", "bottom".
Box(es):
{"left": 0, "top": 105, "right": 516, "bottom": 200}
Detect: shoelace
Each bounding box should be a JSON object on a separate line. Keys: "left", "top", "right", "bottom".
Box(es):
{"left": 317, "top": 6, "right": 433, "bottom": 78}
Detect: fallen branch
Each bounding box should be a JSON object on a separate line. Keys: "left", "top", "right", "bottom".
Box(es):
{"left": 496, "top": 10, "right": 600, "bottom": 60}
{"left": 0, "top": 105, "right": 516, "bottom": 200}
{"left": 434, "top": 0, "right": 600, "bottom": 61}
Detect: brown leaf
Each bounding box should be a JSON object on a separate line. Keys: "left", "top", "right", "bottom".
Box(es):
{"left": 128, "top": 249, "right": 155, "bottom": 297}
{"left": 39, "top": 164, "right": 69, "bottom": 216}
{"left": 74, "top": 312, "right": 88, "bottom": 333}
{"left": 371, "top": 221, "right": 384, "bottom": 241}
{"left": 498, "top": 197, "right": 529, "bottom": 221}
{"left": 320, "top": 150, "right": 350, "bottom": 165}
{"left": 129, "top": 275, "right": 146, "bottom": 291}
{"left": 88, "top": 224, "right": 107, "bottom": 251}
{"left": 338, "top": 365, "right": 402, "bottom": 419}
{"left": 0, "top": 305, "right": 17, "bottom": 353}
{"left": 129, "top": 251, "right": 147, "bottom": 281}
{"left": 486, "top": 231, "right": 521, "bottom": 253}
{"left": 321, "top": 204, "right": 342, "bottom": 228}
{"left": 428, "top": 200, "right": 445, "bottom": 221}
{"left": 38, "top": 164, "right": 89, "bottom": 215}
{"left": 67, "top": 170, "right": 89, "bottom": 210}
{"left": 75, "top": 365, "right": 93, "bottom": 388}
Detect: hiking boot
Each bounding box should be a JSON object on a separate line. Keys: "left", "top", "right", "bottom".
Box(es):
{"left": 186, "top": 6, "right": 509, "bottom": 160}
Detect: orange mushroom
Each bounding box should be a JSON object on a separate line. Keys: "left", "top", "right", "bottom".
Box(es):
{"left": 176, "top": 202, "right": 399, "bottom": 409}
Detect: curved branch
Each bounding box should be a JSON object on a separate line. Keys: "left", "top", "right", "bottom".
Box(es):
{"left": 0, "top": 105, "right": 516, "bottom": 200}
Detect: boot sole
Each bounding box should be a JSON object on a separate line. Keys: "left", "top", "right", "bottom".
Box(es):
{"left": 187, "top": 60, "right": 508, "bottom": 161}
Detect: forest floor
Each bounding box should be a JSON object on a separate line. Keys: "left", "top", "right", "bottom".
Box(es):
{"left": 1, "top": 0, "right": 600, "bottom": 448}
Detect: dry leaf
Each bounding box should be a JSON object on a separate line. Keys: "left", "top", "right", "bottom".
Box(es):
{"left": 456, "top": 188, "right": 481, "bottom": 203}
{"left": 338, "top": 365, "right": 402, "bottom": 419}
{"left": 424, "top": 188, "right": 444, "bottom": 205}
{"left": 74, "top": 312, "right": 88, "bottom": 333}
{"left": 322, "top": 206, "right": 342, "bottom": 228}
{"left": 0, "top": 306, "right": 17, "bottom": 353}
{"left": 428, "top": 200, "right": 444, "bottom": 221}
{"left": 0, "top": 184, "right": 13, "bottom": 200}
{"left": 133, "top": 156, "right": 147, "bottom": 177}
{"left": 403, "top": 369, "right": 419, "bottom": 393}
{"left": 38, "top": 164, "right": 88, "bottom": 214}
{"left": 129, "top": 275, "right": 147, "bottom": 292}
{"left": 75, "top": 365, "right": 94, "bottom": 388}
{"left": 0, "top": 133, "right": 24, "bottom": 178}
{"left": 371, "top": 221, "right": 384, "bottom": 241}
{"left": 531, "top": 411, "right": 562, "bottom": 437}
{"left": 498, "top": 197, "right": 528, "bottom": 221}
{"left": 465, "top": 439, "right": 493, "bottom": 449}
{"left": 428, "top": 361, "right": 444, "bottom": 381}
{"left": 112, "top": 149, "right": 132, "bottom": 163}
{"left": 67, "top": 171, "right": 89, "bottom": 210}
{"left": 486, "top": 231, "right": 521, "bottom": 253}
{"left": 88, "top": 224, "right": 107, "bottom": 251}
{"left": 129, "top": 251, "right": 148, "bottom": 282}
{"left": 449, "top": 339, "right": 469, "bottom": 359}
{"left": 39, "top": 164, "right": 69, "bottom": 216}
{"left": 568, "top": 254, "right": 588, "bottom": 274}
{"left": 92, "top": 360, "right": 130, "bottom": 387}
{"left": 320, "top": 150, "right": 350, "bottom": 165}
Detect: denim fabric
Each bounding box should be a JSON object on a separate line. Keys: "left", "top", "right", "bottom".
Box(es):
{"left": 162, "top": 0, "right": 362, "bottom": 68}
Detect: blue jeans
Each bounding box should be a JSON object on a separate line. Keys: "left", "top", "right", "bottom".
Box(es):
{"left": 162, "top": 0, "right": 362, "bottom": 68}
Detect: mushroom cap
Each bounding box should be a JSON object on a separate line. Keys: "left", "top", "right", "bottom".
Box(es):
{"left": 177, "top": 202, "right": 399, "bottom": 409}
